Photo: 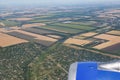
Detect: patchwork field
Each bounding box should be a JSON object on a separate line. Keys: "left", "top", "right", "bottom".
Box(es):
{"left": 38, "top": 25, "right": 82, "bottom": 33}
{"left": 22, "top": 23, "right": 46, "bottom": 28}
{"left": 64, "top": 31, "right": 120, "bottom": 55}
{"left": 70, "top": 21, "right": 97, "bottom": 26}
{"left": 22, "top": 27, "right": 56, "bottom": 35}
{"left": 51, "top": 23, "right": 94, "bottom": 30}
{"left": 7, "top": 30, "right": 58, "bottom": 46}
{"left": 79, "top": 32, "right": 98, "bottom": 37}
{"left": 107, "top": 30, "right": 120, "bottom": 36}
{"left": 8, "top": 18, "right": 33, "bottom": 21}
{"left": 32, "top": 27, "right": 68, "bottom": 36}
{"left": 93, "top": 34, "right": 120, "bottom": 49}
{"left": 0, "top": 20, "right": 20, "bottom": 27}
{"left": 47, "top": 35, "right": 62, "bottom": 39}
{"left": 0, "top": 33, "right": 28, "bottom": 47}
{"left": 102, "top": 43, "right": 120, "bottom": 55}
{"left": 0, "top": 28, "right": 7, "bottom": 32}
{"left": 64, "top": 38, "right": 91, "bottom": 46}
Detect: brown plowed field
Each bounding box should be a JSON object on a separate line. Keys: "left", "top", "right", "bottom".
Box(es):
{"left": 102, "top": 43, "right": 120, "bottom": 54}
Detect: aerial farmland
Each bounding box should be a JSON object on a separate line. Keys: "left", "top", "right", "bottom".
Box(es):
{"left": 0, "top": 4, "right": 120, "bottom": 80}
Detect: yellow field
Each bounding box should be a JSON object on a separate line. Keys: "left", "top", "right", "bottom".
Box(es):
{"left": 93, "top": 34, "right": 120, "bottom": 49}
{"left": 107, "top": 30, "right": 120, "bottom": 36}
{"left": 22, "top": 23, "right": 46, "bottom": 28}
{"left": 64, "top": 38, "right": 91, "bottom": 46}
{"left": 11, "top": 26, "right": 21, "bottom": 30}
{"left": 8, "top": 18, "right": 33, "bottom": 21}
{"left": 47, "top": 35, "right": 62, "bottom": 39}
{"left": 0, "top": 28, "right": 6, "bottom": 32}
{"left": 0, "top": 33, "right": 28, "bottom": 47}
{"left": 80, "top": 32, "right": 97, "bottom": 37}
{"left": 73, "top": 32, "right": 97, "bottom": 39}
{"left": 15, "top": 30, "right": 58, "bottom": 42}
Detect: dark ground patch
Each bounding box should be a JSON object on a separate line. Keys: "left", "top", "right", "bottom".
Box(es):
{"left": 102, "top": 43, "right": 120, "bottom": 55}
{"left": 7, "top": 31, "right": 57, "bottom": 46}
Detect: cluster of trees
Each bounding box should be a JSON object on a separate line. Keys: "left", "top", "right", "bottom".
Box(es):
{"left": 29, "top": 44, "right": 117, "bottom": 80}
{"left": 0, "top": 43, "right": 45, "bottom": 80}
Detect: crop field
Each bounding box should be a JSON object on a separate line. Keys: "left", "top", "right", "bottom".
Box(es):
{"left": 1, "top": 5, "right": 120, "bottom": 80}
{"left": 0, "top": 32, "right": 28, "bottom": 47}
{"left": 33, "top": 27, "right": 69, "bottom": 36}
{"left": 64, "top": 38, "right": 91, "bottom": 46}
{"left": 22, "top": 27, "right": 56, "bottom": 35}
{"left": 22, "top": 23, "right": 46, "bottom": 28}
{"left": 34, "top": 39, "right": 56, "bottom": 46}
{"left": 0, "top": 20, "right": 20, "bottom": 27}
{"left": 79, "top": 32, "right": 98, "bottom": 37}
{"left": 73, "top": 36, "right": 86, "bottom": 39}
{"left": 7, "top": 31, "right": 36, "bottom": 41}
{"left": 29, "top": 19, "right": 51, "bottom": 23}
{"left": 102, "top": 43, "right": 120, "bottom": 55}
{"left": 51, "top": 23, "right": 94, "bottom": 30}
{"left": 107, "top": 30, "right": 120, "bottom": 36}
{"left": 47, "top": 35, "right": 62, "bottom": 39}
{"left": 0, "top": 28, "right": 7, "bottom": 32}
{"left": 38, "top": 25, "right": 82, "bottom": 33}
{"left": 7, "top": 30, "right": 58, "bottom": 46}
{"left": 70, "top": 21, "right": 97, "bottom": 26}
{"left": 93, "top": 34, "right": 120, "bottom": 49}
{"left": 8, "top": 18, "right": 33, "bottom": 21}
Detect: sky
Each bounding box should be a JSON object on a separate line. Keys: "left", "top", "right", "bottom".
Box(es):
{"left": 0, "top": 0, "right": 120, "bottom": 5}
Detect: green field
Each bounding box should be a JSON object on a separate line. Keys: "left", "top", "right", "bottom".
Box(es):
{"left": 37, "top": 25, "right": 82, "bottom": 33}
{"left": 70, "top": 21, "right": 97, "bottom": 26}
{"left": 29, "top": 19, "right": 51, "bottom": 23}
{"left": 0, "top": 20, "right": 20, "bottom": 27}
{"left": 51, "top": 23, "right": 94, "bottom": 30}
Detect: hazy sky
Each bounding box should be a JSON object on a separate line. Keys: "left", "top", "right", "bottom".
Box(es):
{"left": 0, "top": 0, "right": 120, "bottom": 5}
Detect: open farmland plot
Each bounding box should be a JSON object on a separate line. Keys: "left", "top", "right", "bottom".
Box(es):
{"left": 0, "top": 28, "right": 7, "bottom": 32}
{"left": 22, "top": 23, "right": 46, "bottom": 28}
{"left": 0, "top": 20, "right": 20, "bottom": 27}
{"left": 93, "top": 34, "right": 120, "bottom": 49}
{"left": 22, "top": 27, "right": 58, "bottom": 35}
{"left": 29, "top": 19, "right": 51, "bottom": 23}
{"left": 70, "top": 21, "right": 97, "bottom": 26}
{"left": 0, "top": 33, "right": 28, "bottom": 47}
{"left": 64, "top": 38, "right": 91, "bottom": 46}
{"left": 47, "top": 35, "right": 62, "bottom": 39}
{"left": 38, "top": 25, "right": 82, "bottom": 34}
{"left": 33, "top": 27, "right": 69, "bottom": 36}
{"left": 7, "top": 31, "right": 36, "bottom": 41}
{"left": 51, "top": 23, "right": 94, "bottom": 30}
{"left": 102, "top": 43, "right": 120, "bottom": 55}
{"left": 79, "top": 32, "right": 98, "bottom": 37}
{"left": 34, "top": 39, "right": 56, "bottom": 46}
{"left": 7, "top": 30, "right": 58, "bottom": 46}
{"left": 107, "top": 30, "right": 120, "bottom": 36}
{"left": 8, "top": 18, "right": 33, "bottom": 21}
